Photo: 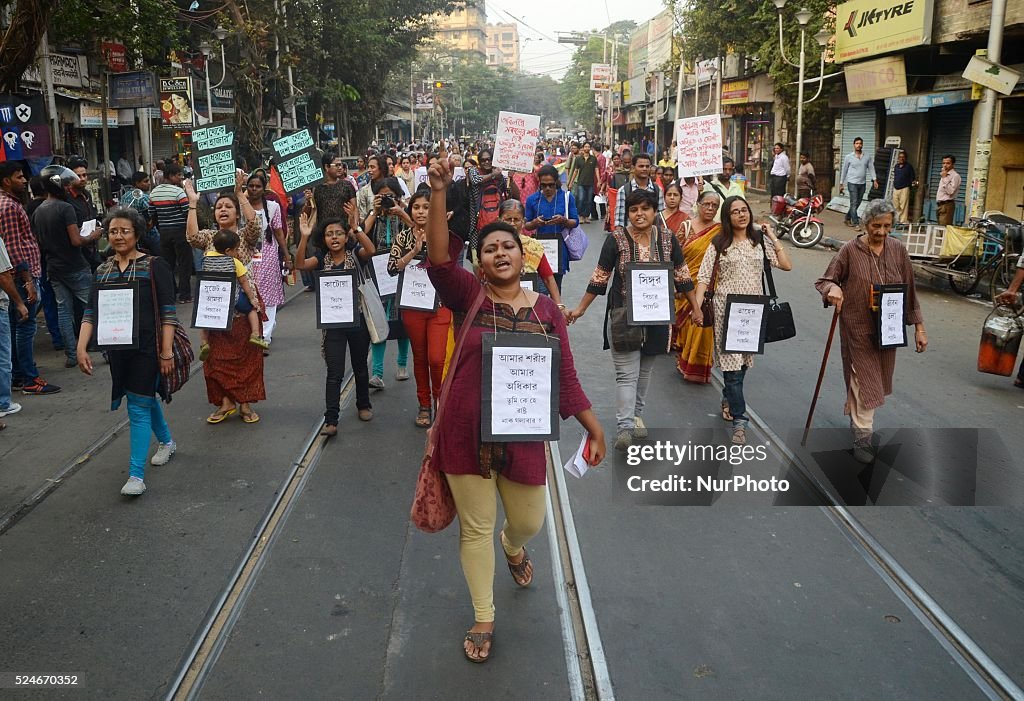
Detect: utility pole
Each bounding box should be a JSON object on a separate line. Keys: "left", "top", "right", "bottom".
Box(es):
{"left": 970, "top": 0, "right": 1007, "bottom": 217}
{"left": 410, "top": 64, "right": 415, "bottom": 142}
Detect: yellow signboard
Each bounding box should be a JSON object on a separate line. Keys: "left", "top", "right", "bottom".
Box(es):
{"left": 721, "top": 80, "right": 750, "bottom": 105}
{"left": 835, "top": 0, "right": 934, "bottom": 64}
{"left": 844, "top": 55, "right": 908, "bottom": 102}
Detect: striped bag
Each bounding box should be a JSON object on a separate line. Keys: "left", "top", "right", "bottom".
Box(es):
{"left": 150, "top": 265, "right": 194, "bottom": 396}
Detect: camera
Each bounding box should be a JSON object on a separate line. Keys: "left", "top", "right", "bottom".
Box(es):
{"left": 380, "top": 195, "right": 395, "bottom": 210}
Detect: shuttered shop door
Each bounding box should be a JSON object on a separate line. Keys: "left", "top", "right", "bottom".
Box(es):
{"left": 841, "top": 108, "right": 878, "bottom": 158}
{"left": 927, "top": 103, "right": 973, "bottom": 224}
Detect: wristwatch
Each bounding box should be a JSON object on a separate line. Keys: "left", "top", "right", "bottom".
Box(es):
{"left": 353, "top": 226, "right": 364, "bottom": 234}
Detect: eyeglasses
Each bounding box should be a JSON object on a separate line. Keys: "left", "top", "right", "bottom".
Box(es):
{"left": 329, "top": 162, "right": 342, "bottom": 168}
{"left": 699, "top": 202, "right": 718, "bottom": 208}
{"left": 107, "top": 227, "right": 134, "bottom": 237}
{"left": 539, "top": 182, "right": 557, "bottom": 189}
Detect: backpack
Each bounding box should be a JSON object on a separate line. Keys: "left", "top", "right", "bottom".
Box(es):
{"left": 447, "top": 178, "right": 471, "bottom": 239}
{"left": 476, "top": 178, "right": 502, "bottom": 232}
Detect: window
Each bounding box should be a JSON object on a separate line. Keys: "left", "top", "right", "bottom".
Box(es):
{"left": 502, "top": 32, "right": 513, "bottom": 40}
{"left": 453, "top": 32, "right": 461, "bottom": 39}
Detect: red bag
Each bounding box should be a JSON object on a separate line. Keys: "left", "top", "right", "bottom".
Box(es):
{"left": 411, "top": 286, "right": 487, "bottom": 532}
{"left": 475, "top": 179, "right": 502, "bottom": 232}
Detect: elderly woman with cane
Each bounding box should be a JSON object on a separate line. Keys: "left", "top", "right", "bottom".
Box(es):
{"left": 424, "top": 144, "right": 605, "bottom": 663}
{"left": 814, "top": 199, "right": 927, "bottom": 463}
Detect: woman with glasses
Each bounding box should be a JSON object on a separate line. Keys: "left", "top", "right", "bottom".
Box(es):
{"left": 673, "top": 190, "right": 720, "bottom": 384}
{"left": 77, "top": 208, "right": 178, "bottom": 496}
{"left": 498, "top": 199, "right": 564, "bottom": 306}
{"left": 524, "top": 165, "right": 577, "bottom": 293}
{"left": 694, "top": 196, "right": 792, "bottom": 445}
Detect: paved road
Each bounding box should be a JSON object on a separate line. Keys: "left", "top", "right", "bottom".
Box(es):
{"left": 1, "top": 220, "right": 1021, "bottom": 699}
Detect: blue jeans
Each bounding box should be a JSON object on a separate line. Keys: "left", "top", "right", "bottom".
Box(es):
{"left": 845, "top": 183, "right": 866, "bottom": 226}
{"left": 574, "top": 184, "right": 594, "bottom": 219}
{"left": 125, "top": 392, "right": 172, "bottom": 480}
{"left": 9, "top": 277, "right": 40, "bottom": 382}
{"left": 371, "top": 337, "right": 410, "bottom": 379}
{"left": 39, "top": 260, "right": 63, "bottom": 347}
{"left": 0, "top": 307, "right": 12, "bottom": 410}
{"left": 722, "top": 367, "right": 749, "bottom": 429}
{"left": 50, "top": 268, "right": 93, "bottom": 363}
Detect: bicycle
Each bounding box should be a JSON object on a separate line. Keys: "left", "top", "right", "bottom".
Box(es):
{"left": 916, "top": 215, "right": 1020, "bottom": 299}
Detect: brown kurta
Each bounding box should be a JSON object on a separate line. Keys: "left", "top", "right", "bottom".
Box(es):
{"left": 814, "top": 235, "right": 923, "bottom": 412}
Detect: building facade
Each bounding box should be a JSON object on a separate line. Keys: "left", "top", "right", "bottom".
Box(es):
{"left": 432, "top": 3, "right": 488, "bottom": 58}
{"left": 486, "top": 23, "right": 520, "bottom": 72}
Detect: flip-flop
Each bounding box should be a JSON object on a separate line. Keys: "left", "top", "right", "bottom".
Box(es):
{"left": 240, "top": 409, "right": 261, "bottom": 423}
{"left": 501, "top": 531, "right": 533, "bottom": 587}
{"left": 463, "top": 630, "right": 494, "bottom": 663}
{"left": 206, "top": 408, "right": 237, "bottom": 424}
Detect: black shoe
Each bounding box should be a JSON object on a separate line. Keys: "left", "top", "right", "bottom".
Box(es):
{"left": 11, "top": 379, "right": 24, "bottom": 392}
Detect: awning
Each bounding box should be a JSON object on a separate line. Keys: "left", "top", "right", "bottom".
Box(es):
{"left": 381, "top": 113, "right": 408, "bottom": 123}
{"left": 885, "top": 89, "right": 973, "bottom": 115}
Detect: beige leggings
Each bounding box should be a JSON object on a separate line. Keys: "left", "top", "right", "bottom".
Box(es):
{"left": 846, "top": 366, "right": 876, "bottom": 431}
{"left": 446, "top": 471, "right": 548, "bottom": 622}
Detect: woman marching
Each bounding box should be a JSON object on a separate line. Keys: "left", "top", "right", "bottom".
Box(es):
{"left": 244, "top": 173, "right": 293, "bottom": 352}
{"left": 694, "top": 195, "right": 792, "bottom": 445}
{"left": 387, "top": 188, "right": 450, "bottom": 427}
{"left": 424, "top": 145, "right": 605, "bottom": 663}
{"left": 185, "top": 174, "right": 267, "bottom": 424}
{"left": 497, "top": 199, "right": 565, "bottom": 307}
{"left": 77, "top": 208, "right": 177, "bottom": 496}
{"left": 673, "top": 190, "right": 720, "bottom": 384}
{"left": 363, "top": 175, "right": 412, "bottom": 390}
{"left": 567, "top": 189, "right": 699, "bottom": 451}
{"left": 814, "top": 199, "right": 926, "bottom": 463}
{"left": 296, "top": 199, "right": 376, "bottom": 432}
{"left": 660, "top": 179, "right": 690, "bottom": 232}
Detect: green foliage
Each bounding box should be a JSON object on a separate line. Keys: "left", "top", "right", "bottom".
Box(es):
{"left": 49, "top": 0, "right": 182, "bottom": 66}
{"left": 560, "top": 23, "right": 635, "bottom": 131}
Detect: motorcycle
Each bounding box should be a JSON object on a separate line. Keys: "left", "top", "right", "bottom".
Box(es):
{"left": 769, "top": 191, "right": 825, "bottom": 248}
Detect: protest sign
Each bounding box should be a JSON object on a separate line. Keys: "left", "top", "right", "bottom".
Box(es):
{"left": 315, "top": 270, "right": 358, "bottom": 329}
{"left": 397, "top": 259, "right": 438, "bottom": 312}
{"left": 493, "top": 111, "right": 540, "bottom": 172}
{"left": 270, "top": 129, "right": 324, "bottom": 193}
{"left": 876, "top": 284, "right": 908, "bottom": 348}
{"left": 624, "top": 263, "right": 673, "bottom": 325}
{"left": 271, "top": 129, "right": 315, "bottom": 159}
{"left": 368, "top": 253, "right": 399, "bottom": 298}
{"left": 722, "top": 294, "right": 768, "bottom": 354}
{"left": 192, "top": 121, "right": 236, "bottom": 193}
{"left": 536, "top": 235, "right": 564, "bottom": 273}
{"left": 481, "top": 334, "right": 560, "bottom": 442}
{"left": 675, "top": 114, "right": 723, "bottom": 178}
{"left": 91, "top": 282, "right": 139, "bottom": 350}
{"left": 191, "top": 273, "right": 236, "bottom": 330}
{"left": 520, "top": 273, "right": 539, "bottom": 291}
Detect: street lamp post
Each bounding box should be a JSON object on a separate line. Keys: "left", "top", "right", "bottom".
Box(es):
{"left": 773, "top": 0, "right": 829, "bottom": 195}
{"left": 198, "top": 26, "right": 229, "bottom": 126}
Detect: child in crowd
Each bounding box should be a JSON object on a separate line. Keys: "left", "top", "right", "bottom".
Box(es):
{"left": 197, "top": 229, "right": 267, "bottom": 361}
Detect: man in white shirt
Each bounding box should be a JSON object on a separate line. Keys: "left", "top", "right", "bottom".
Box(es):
{"left": 935, "top": 155, "right": 961, "bottom": 226}
{"left": 769, "top": 142, "right": 790, "bottom": 198}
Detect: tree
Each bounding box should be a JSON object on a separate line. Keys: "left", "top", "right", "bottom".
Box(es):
{"left": 560, "top": 22, "right": 635, "bottom": 131}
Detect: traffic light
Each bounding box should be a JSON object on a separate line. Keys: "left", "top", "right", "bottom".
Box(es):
{"left": 433, "top": 81, "right": 451, "bottom": 89}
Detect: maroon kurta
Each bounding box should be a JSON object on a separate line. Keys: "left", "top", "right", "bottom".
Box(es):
{"left": 427, "top": 236, "right": 591, "bottom": 486}
{"left": 814, "top": 235, "right": 923, "bottom": 412}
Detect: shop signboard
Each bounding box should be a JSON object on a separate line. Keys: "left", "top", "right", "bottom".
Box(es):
{"left": 835, "top": 0, "right": 935, "bottom": 64}
{"left": 844, "top": 55, "right": 907, "bottom": 102}
{"left": 590, "top": 64, "right": 613, "bottom": 91}
{"left": 628, "top": 21, "right": 649, "bottom": 78}
{"left": 962, "top": 56, "right": 1021, "bottom": 96}
{"left": 108, "top": 71, "right": 157, "bottom": 109}
{"left": 159, "top": 78, "right": 195, "bottom": 129}
{"left": 0, "top": 94, "right": 52, "bottom": 160}
{"left": 883, "top": 89, "right": 973, "bottom": 115}
{"left": 102, "top": 41, "right": 128, "bottom": 73}
{"left": 721, "top": 80, "right": 750, "bottom": 105}
{"left": 624, "top": 76, "right": 646, "bottom": 105}
{"left": 22, "top": 53, "right": 89, "bottom": 88}
{"left": 79, "top": 104, "right": 119, "bottom": 128}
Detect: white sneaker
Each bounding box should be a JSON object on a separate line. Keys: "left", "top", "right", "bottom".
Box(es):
{"left": 369, "top": 375, "right": 385, "bottom": 390}
{"left": 396, "top": 367, "right": 410, "bottom": 381}
{"left": 120, "top": 477, "right": 146, "bottom": 496}
{"left": 0, "top": 402, "right": 22, "bottom": 418}
{"left": 151, "top": 440, "right": 177, "bottom": 466}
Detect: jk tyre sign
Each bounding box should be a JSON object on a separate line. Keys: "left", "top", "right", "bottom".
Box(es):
{"left": 835, "top": 0, "right": 934, "bottom": 64}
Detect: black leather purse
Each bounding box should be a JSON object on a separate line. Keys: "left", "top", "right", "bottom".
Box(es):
{"left": 760, "top": 238, "right": 796, "bottom": 343}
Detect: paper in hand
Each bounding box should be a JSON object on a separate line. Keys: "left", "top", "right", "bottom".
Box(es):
{"left": 81, "top": 219, "right": 98, "bottom": 239}
{"left": 562, "top": 433, "right": 591, "bottom": 479}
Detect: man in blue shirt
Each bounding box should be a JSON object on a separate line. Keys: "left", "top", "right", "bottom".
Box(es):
{"left": 524, "top": 164, "right": 578, "bottom": 292}
{"left": 892, "top": 150, "right": 917, "bottom": 224}
{"left": 838, "top": 137, "right": 878, "bottom": 231}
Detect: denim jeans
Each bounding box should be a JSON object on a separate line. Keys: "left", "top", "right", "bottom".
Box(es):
{"left": 0, "top": 307, "right": 12, "bottom": 410}
{"left": 50, "top": 268, "right": 93, "bottom": 363}
{"left": 574, "top": 184, "right": 594, "bottom": 219}
{"left": 8, "top": 276, "right": 40, "bottom": 382}
{"left": 125, "top": 392, "right": 172, "bottom": 480}
{"left": 609, "top": 346, "right": 658, "bottom": 431}
{"left": 38, "top": 260, "right": 62, "bottom": 347}
{"left": 846, "top": 183, "right": 866, "bottom": 225}
{"left": 722, "top": 367, "right": 749, "bottom": 429}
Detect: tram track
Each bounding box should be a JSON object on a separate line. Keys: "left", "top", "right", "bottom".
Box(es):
{"left": 712, "top": 371, "right": 1024, "bottom": 701}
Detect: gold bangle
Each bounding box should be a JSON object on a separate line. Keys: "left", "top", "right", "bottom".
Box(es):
{"left": 159, "top": 353, "right": 173, "bottom": 360}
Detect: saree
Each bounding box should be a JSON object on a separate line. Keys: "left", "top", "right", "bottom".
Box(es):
{"left": 673, "top": 221, "right": 719, "bottom": 384}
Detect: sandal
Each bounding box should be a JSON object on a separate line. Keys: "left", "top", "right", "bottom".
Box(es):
{"left": 415, "top": 406, "right": 432, "bottom": 428}
{"left": 463, "top": 630, "right": 494, "bottom": 663}
{"left": 721, "top": 401, "right": 732, "bottom": 422}
{"left": 206, "top": 407, "right": 237, "bottom": 424}
{"left": 240, "top": 408, "right": 261, "bottom": 423}
{"left": 501, "top": 532, "right": 533, "bottom": 587}
{"left": 321, "top": 424, "right": 338, "bottom": 437}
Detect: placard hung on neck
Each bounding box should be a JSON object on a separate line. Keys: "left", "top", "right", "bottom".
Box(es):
{"left": 191, "top": 272, "right": 236, "bottom": 330}
{"left": 481, "top": 333, "right": 561, "bottom": 442}
{"left": 623, "top": 263, "right": 673, "bottom": 325}
{"left": 315, "top": 269, "right": 358, "bottom": 329}
{"left": 721, "top": 294, "right": 769, "bottom": 354}
{"left": 535, "top": 234, "right": 565, "bottom": 273}
{"left": 90, "top": 281, "right": 140, "bottom": 350}
{"left": 368, "top": 253, "right": 399, "bottom": 298}
{"left": 396, "top": 258, "right": 438, "bottom": 312}
{"left": 875, "top": 284, "right": 908, "bottom": 348}
{"left": 519, "top": 273, "right": 539, "bottom": 291}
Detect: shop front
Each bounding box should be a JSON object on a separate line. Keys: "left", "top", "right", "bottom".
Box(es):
{"left": 720, "top": 74, "right": 774, "bottom": 190}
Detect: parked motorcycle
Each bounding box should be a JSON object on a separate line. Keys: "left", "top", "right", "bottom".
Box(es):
{"left": 770, "top": 191, "right": 825, "bottom": 248}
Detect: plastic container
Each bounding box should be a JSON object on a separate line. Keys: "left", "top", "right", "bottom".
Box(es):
{"left": 978, "top": 305, "right": 1023, "bottom": 376}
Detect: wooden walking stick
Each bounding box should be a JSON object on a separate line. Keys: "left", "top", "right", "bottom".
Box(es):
{"left": 802, "top": 307, "right": 840, "bottom": 446}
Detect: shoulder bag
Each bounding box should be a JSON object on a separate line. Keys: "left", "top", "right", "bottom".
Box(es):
{"left": 356, "top": 257, "right": 390, "bottom": 344}
{"left": 760, "top": 238, "right": 797, "bottom": 342}
{"left": 411, "top": 286, "right": 487, "bottom": 533}
{"left": 148, "top": 257, "right": 194, "bottom": 396}
{"left": 699, "top": 248, "right": 719, "bottom": 329}
{"left": 561, "top": 190, "right": 589, "bottom": 261}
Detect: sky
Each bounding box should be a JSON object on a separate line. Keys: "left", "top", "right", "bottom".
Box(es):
{"left": 483, "top": 0, "right": 667, "bottom": 80}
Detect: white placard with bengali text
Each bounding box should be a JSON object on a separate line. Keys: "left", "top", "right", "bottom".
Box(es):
{"left": 879, "top": 290, "right": 907, "bottom": 348}
{"left": 722, "top": 298, "right": 767, "bottom": 354}
{"left": 397, "top": 261, "right": 438, "bottom": 311}
{"left": 493, "top": 111, "right": 541, "bottom": 173}
{"left": 675, "top": 114, "right": 724, "bottom": 178}
{"left": 370, "top": 253, "right": 399, "bottom": 297}
{"left": 538, "top": 237, "right": 561, "bottom": 273}
{"left": 317, "top": 273, "right": 356, "bottom": 328}
{"left": 96, "top": 287, "right": 136, "bottom": 347}
{"left": 482, "top": 335, "right": 560, "bottom": 441}
{"left": 193, "top": 278, "right": 234, "bottom": 330}
{"left": 627, "top": 266, "right": 672, "bottom": 324}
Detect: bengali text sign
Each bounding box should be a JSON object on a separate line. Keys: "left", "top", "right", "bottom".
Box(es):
{"left": 482, "top": 334, "right": 560, "bottom": 442}
{"left": 191, "top": 275, "right": 235, "bottom": 330}
{"left": 675, "top": 114, "right": 723, "bottom": 178}
{"left": 493, "top": 111, "right": 540, "bottom": 173}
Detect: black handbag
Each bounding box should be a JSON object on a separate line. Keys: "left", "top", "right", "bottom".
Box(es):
{"left": 760, "top": 238, "right": 796, "bottom": 343}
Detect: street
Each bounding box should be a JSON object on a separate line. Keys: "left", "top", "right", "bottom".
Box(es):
{"left": 1, "top": 220, "right": 1022, "bottom": 700}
